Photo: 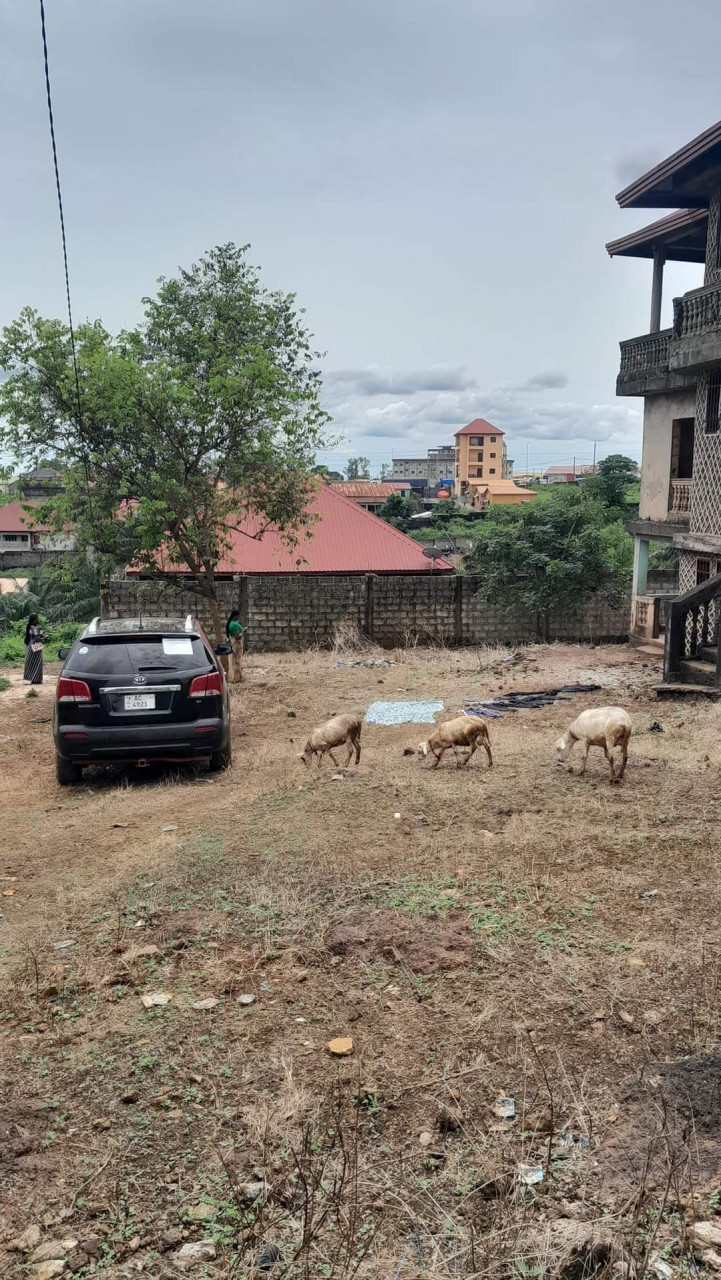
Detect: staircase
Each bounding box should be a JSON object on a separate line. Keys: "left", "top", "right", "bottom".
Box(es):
{"left": 661, "top": 572, "right": 721, "bottom": 697}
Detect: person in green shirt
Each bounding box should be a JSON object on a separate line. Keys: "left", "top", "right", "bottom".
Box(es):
{"left": 225, "top": 609, "right": 245, "bottom": 683}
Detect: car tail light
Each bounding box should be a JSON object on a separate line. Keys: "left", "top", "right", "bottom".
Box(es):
{"left": 57, "top": 677, "right": 92, "bottom": 703}
{"left": 189, "top": 672, "right": 223, "bottom": 699}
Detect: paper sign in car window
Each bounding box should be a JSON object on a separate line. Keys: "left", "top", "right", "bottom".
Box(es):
{"left": 163, "top": 638, "right": 193, "bottom": 655}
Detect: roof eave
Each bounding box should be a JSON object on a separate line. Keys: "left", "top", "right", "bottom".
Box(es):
{"left": 616, "top": 120, "right": 721, "bottom": 209}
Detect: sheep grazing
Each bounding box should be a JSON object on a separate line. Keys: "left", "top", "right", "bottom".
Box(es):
{"left": 555, "top": 707, "right": 632, "bottom": 783}
{"left": 419, "top": 715, "right": 493, "bottom": 770}
{"left": 300, "top": 712, "right": 363, "bottom": 767}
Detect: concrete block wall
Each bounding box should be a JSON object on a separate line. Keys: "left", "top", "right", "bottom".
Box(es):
{"left": 103, "top": 574, "right": 630, "bottom": 650}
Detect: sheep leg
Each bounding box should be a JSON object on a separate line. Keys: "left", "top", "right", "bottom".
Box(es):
{"left": 354, "top": 733, "right": 361, "bottom": 765}
{"left": 483, "top": 737, "right": 493, "bottom": 769}
{"left": 577, "top": 741, "right": 590, "bottom": 777}
{"left": 616, "top": 732, "right": 629, "bottom": 780}
{"left": 430, "top": 744, "right": 444, "bottom": 769}
{"left": 327, "top": 747, "right": 340, "bottom": 767}
{"left": 344, "top": 741, "right": 354, "bottom": 766}
{"left": 462, "top": 741, "right": 478, "bottom": 766}
{"left": 453, "top": 745, "right": 463, "bottom": 768}
{"left": 604, "top": 738, "right": 617, "bottom": 783}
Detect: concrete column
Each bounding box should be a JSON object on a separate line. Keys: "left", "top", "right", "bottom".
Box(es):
{"left": 650, "top": 248, "right": 665, "bottom": 333}
{"left": 633, "top": 536, "right": 649, "bottom": 598}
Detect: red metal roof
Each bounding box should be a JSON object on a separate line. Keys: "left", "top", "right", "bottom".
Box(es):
{"left": 0, "top": 500, "right": 48, "bottom": 533}
{"left": 331, "top": 482, "right": 394, "bottom": 500}
{"left": 130, "top": 483, "right": 454, "bottom": 576}
{"left": 454, "top": 419, "right": 505, "bottom": 437}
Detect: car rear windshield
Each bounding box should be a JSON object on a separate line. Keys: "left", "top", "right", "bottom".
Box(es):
{"left": 70, "top": 636, "right": 211, "bottom": 675}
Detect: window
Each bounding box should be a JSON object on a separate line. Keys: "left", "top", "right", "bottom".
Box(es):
{"left": 671, "top": 418, "right": 695, "bottom": 478}
{"left": 475, "top": 468, "right": 483, "bottom": 477}
{"left": 490, "top": 436, "right": 496, "bottom": 442}
{"left": 489, "top": 468, "right": 496, "bottom": 474}
{"left": 471, "top": 436, "right": 483, "bottom": 445}
{"left": 705, "top": 373, "right": 721, "bottom": 434}
{"left": 72, "top": 636, "right": 210, "bottom": 676}
{"left": 697, "top": 558, "right": 712, "bottom": 585}
{"left": 490, "top": 452, "right": 496, "bottom": 458}
{"left": 3, "top": 534, "right": 18, "bottom": 542}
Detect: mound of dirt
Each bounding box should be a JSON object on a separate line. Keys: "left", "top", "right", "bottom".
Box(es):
{"left": 597, "top": 1054, "right": 721, "bottom": 1202}
{"left": 325, "top": 908, "right": 476, "bottom": 973}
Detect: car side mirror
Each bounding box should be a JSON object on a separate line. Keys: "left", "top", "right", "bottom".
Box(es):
{"left": 215, "top": 643, "right": 233, "bottom": 656}
{"left": 58, "top": 647, "right": 70, "bottom": 660}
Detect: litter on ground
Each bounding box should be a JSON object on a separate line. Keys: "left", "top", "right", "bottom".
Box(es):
{"left": 464, "top": 683, "right": 601, "bottom": 718}
{"left": 365, "top": 700, "right": 444, "bottom": 726}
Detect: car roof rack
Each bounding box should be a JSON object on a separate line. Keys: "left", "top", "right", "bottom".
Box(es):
{"left": 184, "top": 614, "right": 194, "bottom": 631}
{"left": 86, "top": 617, "right": 100, "bottom": 634}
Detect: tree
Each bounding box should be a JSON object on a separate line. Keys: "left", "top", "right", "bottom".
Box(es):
{"left": 464, "top": 487, "right": 630, "bottom": 640}
{"left": 311, "top": 464, "right": 344, "bottom": 483}
{"left": 378, "top": 491, "right": 419, "bottom": 531}
{"left": 584, "top": 455, "right": 638, "bottom": 512}
{"left": 379, "top": 463, "right": 391, "bottom": 480}
{"left": 0, "top": 244, "right": 329, "bottom": 640}
{"left": 345, "top": 456, "right": 370, "bottom": 480}
{"left": 432, "top": 498, "right": 458, "bottom": 527}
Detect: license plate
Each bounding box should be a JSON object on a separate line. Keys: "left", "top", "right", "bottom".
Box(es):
{"left": 124, "top": 693, "right": 156, "bottom": 711}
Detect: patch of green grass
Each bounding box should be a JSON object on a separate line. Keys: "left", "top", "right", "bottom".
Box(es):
{"left": 0, "top": 675, "right": 9, "bottom": 693}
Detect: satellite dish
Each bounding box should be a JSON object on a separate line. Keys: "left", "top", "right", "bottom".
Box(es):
{"left": 423, "top": 543, "right": 452, "bottom": 559}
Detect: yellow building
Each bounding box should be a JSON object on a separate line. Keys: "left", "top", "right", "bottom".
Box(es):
{"left": 453, "top": 419, "right": 536, "bottom": 508}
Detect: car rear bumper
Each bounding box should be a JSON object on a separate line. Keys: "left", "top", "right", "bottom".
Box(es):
{"left": 56, "top": 717, "right": 229, "bottom": 763}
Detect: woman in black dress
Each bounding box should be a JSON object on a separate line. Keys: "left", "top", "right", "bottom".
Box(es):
{"left": 23, "top": 614, "right": 45, "bottom": 685}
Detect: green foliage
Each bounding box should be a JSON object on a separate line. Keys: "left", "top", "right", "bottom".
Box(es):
{"left": 0, "top": 618, "right": 83, "bottom": 666}
{"left": 345, "top": 456, "right": 371, "bottom": 480}
{"left": 431, "top": 498, "right": 458, "bottom": 527}
{"left": 583, "top": 454, "right": 639, "bottom": 512}
{"left": 0, "top": 675, "right": 9, "bottom": 693}
{"left": 0, "top": 558, "right": 100, "bottom": 631}
{"left": 311, "top": 464, "right": 344, "bottom": 483}
{"left": 464, "top": 487, "right": 630, "bottom": 637}
{"left": 0, "top": 244, "right": 330, "bottom": 640}
{"left": 377, "top": 491, "right": 420, "bottom": 531}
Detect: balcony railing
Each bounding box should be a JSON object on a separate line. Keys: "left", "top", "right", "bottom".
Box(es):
{"left": 668, "top": 477, "right": 693, "bottom": 519}
{"left": 619, "top": 330, "right": 671, "bottom": 377}
{"left": 673, "top": 283, "right": 721, "bottom": 338}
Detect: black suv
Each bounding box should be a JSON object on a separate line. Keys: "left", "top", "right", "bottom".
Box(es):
{"left": 53, "top": 616, "right": 232, "bottom": 785}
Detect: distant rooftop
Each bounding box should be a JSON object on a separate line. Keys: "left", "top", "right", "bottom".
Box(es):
{"left": 455, "top": 419, "right": 505, "bottom": 437}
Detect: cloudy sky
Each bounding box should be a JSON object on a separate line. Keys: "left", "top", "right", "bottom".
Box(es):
{"left": 2, "top": 0, "right": 720, "bottom": 474}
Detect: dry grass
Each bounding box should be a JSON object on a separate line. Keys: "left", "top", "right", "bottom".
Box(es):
{"left": 1, "top": 643, "right": 721, "bottom": 1278}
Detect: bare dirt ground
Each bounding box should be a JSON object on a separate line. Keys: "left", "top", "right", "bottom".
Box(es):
{"left": 2, "top": 642, "right": 721, "bottom": 1280}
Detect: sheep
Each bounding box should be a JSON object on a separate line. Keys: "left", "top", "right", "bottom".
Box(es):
{"left": 300, "top": 712, "right": 363, "bottom": 767}
{"left": 419, "top": 715, "right": 493, "bottom": 770}
{"left": 555, "top": 707, "right": 632, "bottom": 783}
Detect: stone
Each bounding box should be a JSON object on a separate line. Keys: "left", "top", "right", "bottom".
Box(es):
{"left": 239, "top": 1182, "right": 266, "bottom": 1204}
{"left": 140, "top": 991, "right": 172, "bottom": 1008}
{"left": 191, "top": 997, "right": 219, "bottom": 1011}
{"left": 618, "top": 1009, "right": 634, "bottom": 1026}
{"left": 161, "top": 1228, "right": 184, "bottom": 1250}
{"left": 31, "top": 1242, "right": 68, "bottom": 1264}
{"left": 31, "top": 1264, "right": 66, "bottom": 1280}
{"left": 327, "top": 1036, "right": 353, "bottom": 1056}
{"left": 81, "top": 1235, "right": 103, "bottom": 1259}
{"left": 237, "top": 993, "right": 256, "bottom": 1006}
{"left": 60, "top": 1240, "right": 78, "bottom": 1252}
{"left": 259, "top": 1244, "right": 282, "bottom": 1269}
{"left": 13, "top": 1224, "right": 42, "bottom": 1251}
{"left": 692, "top": 1223, "right": 721, "bottom": 1250}
{"left": 186, "top": 1202, "right": 216, "bottom": 1222}
{"left": 174, "top": 1240, "right": 216, "bottom": 1271}
{"left": 128, "top": 1236, "right": 141, "bottom": 1252}
{"left": 419, "top": 1131, "right": 434, "bottom": 1147}
{"left": 65, "top": 1252, "right": 89, "bottom": 1274}
{"left": 121, "top": 944, "right": 160, "bottom": 963}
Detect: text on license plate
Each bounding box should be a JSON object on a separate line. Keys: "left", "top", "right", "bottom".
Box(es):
{"left": 124, "top": 693, "right": 156, "bottom": 711}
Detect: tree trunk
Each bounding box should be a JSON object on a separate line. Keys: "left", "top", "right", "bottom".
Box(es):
{"left": 208, "top": 592, "right": 224, "bottom": 647}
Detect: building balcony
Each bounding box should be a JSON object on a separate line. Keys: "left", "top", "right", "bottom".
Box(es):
{"left": 670, "top": 282, "right": 721, "bottom": 373}
{"left": 668, "top": 477, "right": 692, "bottom": 522}
{"left": 617, "top": 330, "right": 673, "bottom": 395}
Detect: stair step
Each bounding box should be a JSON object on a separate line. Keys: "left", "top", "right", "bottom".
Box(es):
{"left": 657, "top": 682, "right": 721, "bottom": 699}
{"left": 697, "top": 645, "right": 718, "bottom": 664}
{"left": 677, "top": 659, "right": 720, "bottom": 687}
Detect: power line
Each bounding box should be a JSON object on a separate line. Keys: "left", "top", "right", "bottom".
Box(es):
{"left": 38, "top": 0, "right": 84, "bottom": 432}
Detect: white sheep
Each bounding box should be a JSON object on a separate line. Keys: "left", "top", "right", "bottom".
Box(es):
{"left": 419, "top": 715, "right": 493, "bottom": 770}
{"left": 300, "top": 712, "right": 363, "bottom": 767}
{"left": 555, "top": 707, "right": 632, "bottom": 783}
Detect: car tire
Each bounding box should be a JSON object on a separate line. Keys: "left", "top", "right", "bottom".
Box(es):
{"left": 209, "top": 742, "right": 232, "bottom": 772}
{"left": 56, "top": 754, "right": 83, "bottom": 786}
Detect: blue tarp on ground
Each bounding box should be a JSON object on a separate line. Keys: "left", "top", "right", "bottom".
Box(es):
{"left": 365, "top": 700, "right": 444, "bottom": 726}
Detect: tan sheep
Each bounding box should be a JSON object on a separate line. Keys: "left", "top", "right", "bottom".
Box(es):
{"left": 419, "top": 715, "right": 493, "bottom": 770}
{"left": 555, "top": 707, "right": 632, "bottom": 783}
{"left": 300, "top": 712, "right": 363, "bottom": 767}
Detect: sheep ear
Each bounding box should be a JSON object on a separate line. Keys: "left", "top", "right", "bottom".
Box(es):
{"left": 420, "top": 742, "right": 428, "bottom": 756}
